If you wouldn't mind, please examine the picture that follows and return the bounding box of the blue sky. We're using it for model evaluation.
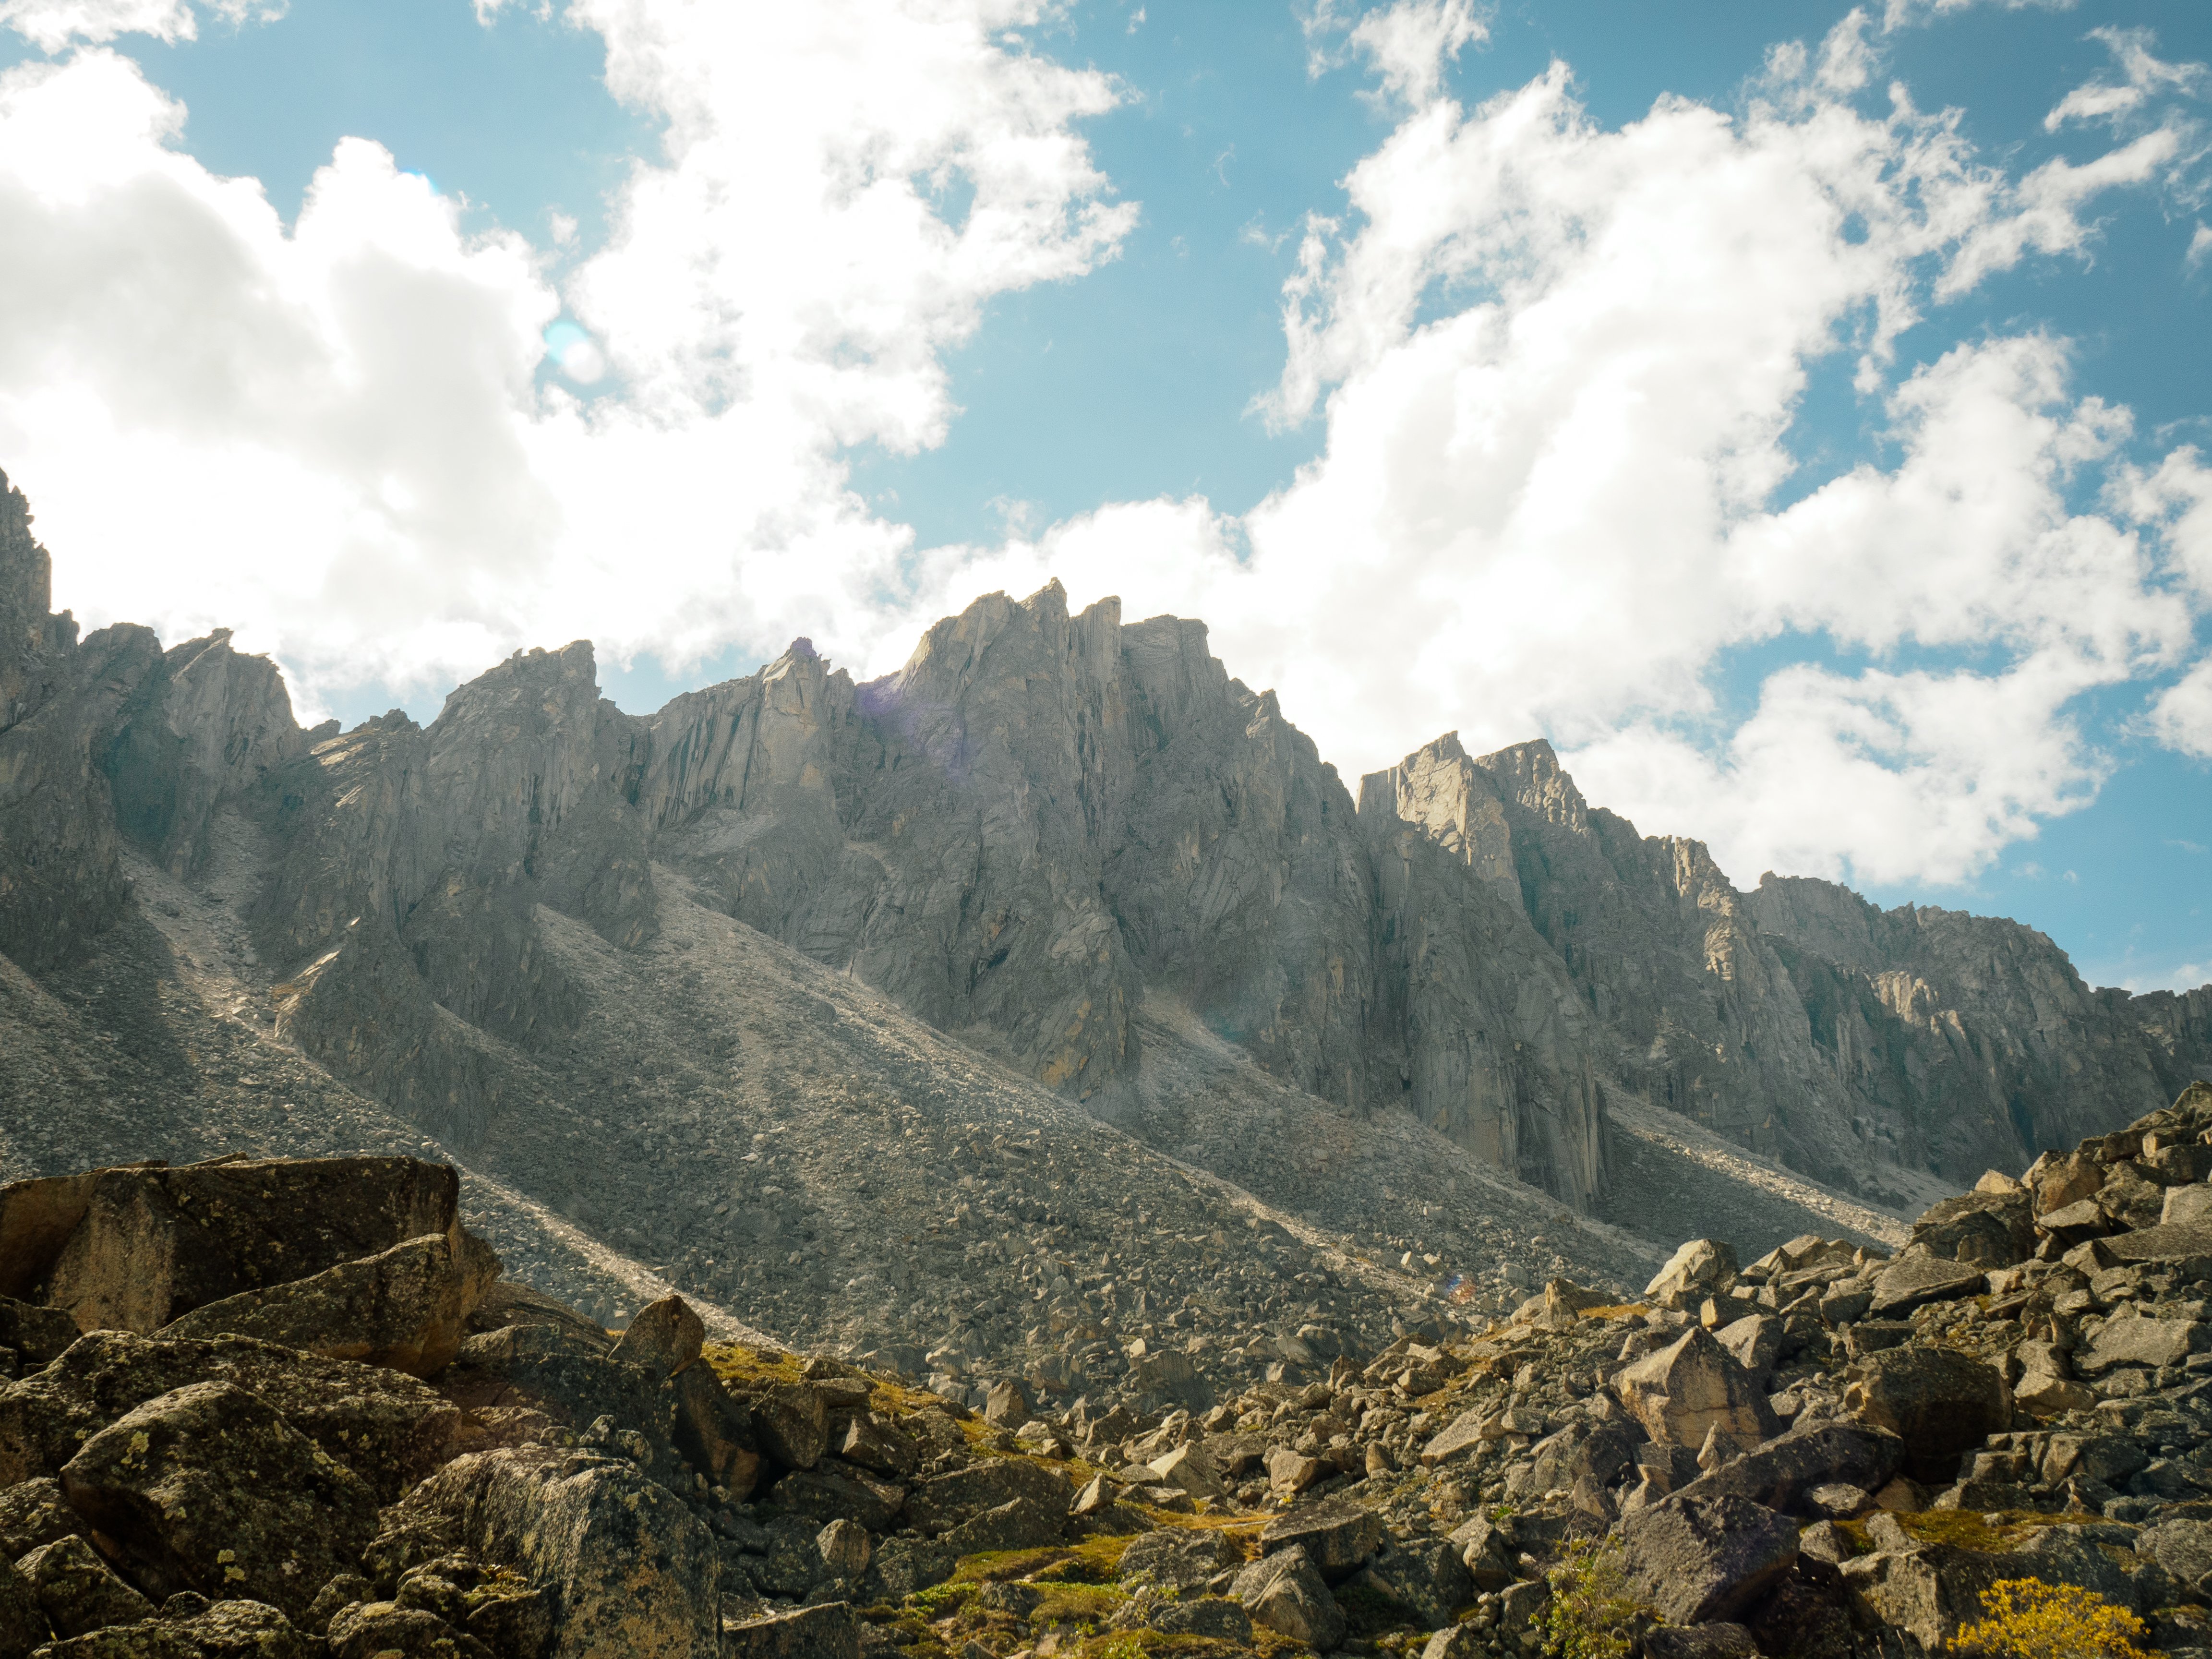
[0,0,2206,991]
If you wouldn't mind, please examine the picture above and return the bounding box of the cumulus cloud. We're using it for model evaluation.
[2046,26,2205,132]
[0,2,1131,703]
[0,0,279,51]
[2,0,2209,899]
[917,12,2206,890]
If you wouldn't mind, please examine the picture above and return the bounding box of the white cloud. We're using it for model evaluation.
[0,0,279,51]
[2190,221,2212,272]
[2046,26,2205,132]
[924,16,2205,891]
[0,0,191,49]
[1881,0,2073,33]
[0,3,1131,707]
[2,2,2208,901]
[1308,0,1488,110]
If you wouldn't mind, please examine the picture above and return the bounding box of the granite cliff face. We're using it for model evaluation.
[3,470,2209,1256]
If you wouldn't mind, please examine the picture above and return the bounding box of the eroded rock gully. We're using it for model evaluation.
[11,1089,2212,1659]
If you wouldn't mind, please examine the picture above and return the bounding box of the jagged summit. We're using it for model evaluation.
[1,473,2209,1368]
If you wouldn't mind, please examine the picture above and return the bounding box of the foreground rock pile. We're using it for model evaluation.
[10,1083,2212,1659]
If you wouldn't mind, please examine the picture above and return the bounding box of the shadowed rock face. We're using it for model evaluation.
[1,466,2207,1217]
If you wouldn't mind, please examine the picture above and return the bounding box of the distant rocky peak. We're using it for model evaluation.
[1471,736,1589,833]
[1358,733,1520,896]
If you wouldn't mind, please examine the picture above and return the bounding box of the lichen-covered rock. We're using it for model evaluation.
[57,1380,380,1621]
[28,1598,313,1659]
[748,1384,828,1473]
[1259,1496,1385,1584]
[325,1600,489,1659]
[0,1554,48,1659]
[1867,1254,1985,1317]
[397,1446,720,1659]
[16,1534,155,1639]
[1117,1527,1238,1592]
[1231,1545,1345,1651]
[0,1299,79,1369]
[161,1232,500,1378]
[1671,1422,1904,1516]
[0,1331,461,1501]
[1619,1495,1798,1625]
[1645,1240,1738,1309]
[940,1497,1058,1556]
[769,1463,904,1531]
[901,1458,1069,1535]
[0,1478,76,1559]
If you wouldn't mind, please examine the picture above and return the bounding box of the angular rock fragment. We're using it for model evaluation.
[1260,1496,1385,1583]
[161,1232,499,1378]
[1842,1346,2009,1483]
[724,1603,859,1659]
[1231,1545,1345,1651]
[1620,1495,1798,1625]
[1615,1326,1777,1451]
[1867,1255,1984,1318]
[609,1297,705,1378]
[17,1534,155,1639]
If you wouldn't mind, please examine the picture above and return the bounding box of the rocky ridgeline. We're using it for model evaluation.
[3,467,2206,1243]
[8,1086,2212,1659]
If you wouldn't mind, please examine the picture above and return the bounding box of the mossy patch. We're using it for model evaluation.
[953,1534,1137,1585]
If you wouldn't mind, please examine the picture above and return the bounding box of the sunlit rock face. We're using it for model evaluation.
[2,464,2207,1225]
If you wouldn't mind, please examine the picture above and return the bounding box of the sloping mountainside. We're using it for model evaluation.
[1,463,2207,1371]
[8,1090,2212,1659]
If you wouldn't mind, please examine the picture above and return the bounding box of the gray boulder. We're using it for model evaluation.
[1615,1327,1777,1451]
[1670,1421,1904,1516]
[1642,1624,1761,1659]
[160,1232,499,1378]
[1231,1544,1345,1650]
[0,1555,47,1659]
[16,1534,155,1639]
[942,1497,1061,1555]
[903,1458,1069,1535]
[1620,1495,1799,1625]
[1868,1256,1984,1318]
[400,1445,721,1659]
[1260,1496,1386,1584]
[59,1380,379,1621]
[609,1296,706,1379]
[0,1330,461,1502]
[1842,1346,2010,1483]
[0,1477,76,1559]
[1118,1527,1239,1590]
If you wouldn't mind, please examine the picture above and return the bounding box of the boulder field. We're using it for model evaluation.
[7,1083,2212,1659]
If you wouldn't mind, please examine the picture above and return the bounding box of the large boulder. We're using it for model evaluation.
[438,1324,680,1474]
[32,1598,314,1659]
[1867,1255,1984,1318]
[1118,1527,1239,1591]
[1907,1192,2033,1268]
[769,1462,905,1530]
[1842,1347,2010,1484]
[1260,1496,1385,1584]
[0,1477,76,1558]
[749,1384,829,1472]
[399,1445,721,1659]
[1839,1540,2008,1648]
[0,1298,80,1368]
[1646,1241,1738,1310]
[161,1232,499,1378]
[668,1365,760,1498]
[1615,1327,1777,1451]
[2076,1310,2212,1374]
[1670,1422,1904,1516]
[16,1534,155,1638]
[902,1457,1069,1535]
[1619,1495,1798,1625]
[0,1331,461,1501]
[1230,1544,1345,1650]
[0,1156,461,1334]
[0,1555,47,1659]
[1345,1536,1474,1629]
[58,1380,381,1621]
[609,1297,706,1379]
